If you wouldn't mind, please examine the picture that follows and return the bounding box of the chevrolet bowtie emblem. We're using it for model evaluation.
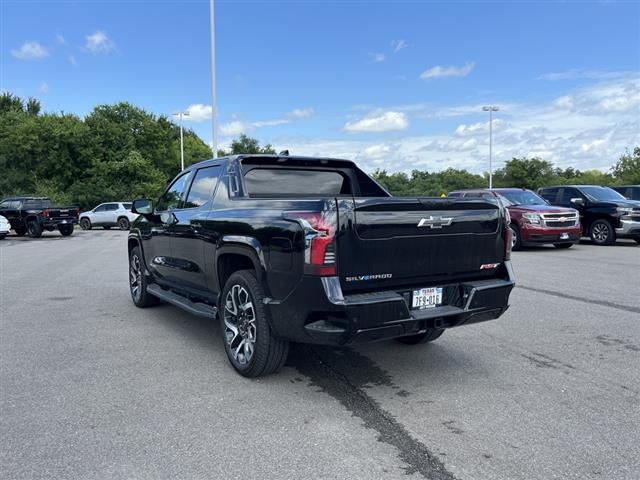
[417,216,454,229]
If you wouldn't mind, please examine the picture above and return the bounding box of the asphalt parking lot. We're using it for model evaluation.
[1,230,639,480]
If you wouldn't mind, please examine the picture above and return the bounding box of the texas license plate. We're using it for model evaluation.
[412,287,443,310]
[559,232,569,240]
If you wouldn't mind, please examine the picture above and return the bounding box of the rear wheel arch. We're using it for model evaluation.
[216,249,261,294]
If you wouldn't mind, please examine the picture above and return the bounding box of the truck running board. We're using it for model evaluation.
[147,284,218,318]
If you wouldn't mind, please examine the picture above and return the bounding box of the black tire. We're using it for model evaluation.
[59,224,74,236]
[129,246,160,308]
[117,217,130,230]
[510,225,522,251]
[103,225,111,230]
[14,227,26,236]
[0,234,6,240]
[590,219,615,246]
[27,220,43,238]
[395,328,445,345]
[80,218,92,230]
[553,243,573,249]
[220,270,289,377]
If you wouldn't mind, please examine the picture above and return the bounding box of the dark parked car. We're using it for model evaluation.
[537,185,640,245]
[612,185,640,201]
[449,188,581,250]
[0,196,79,237]
[127,154,515,377]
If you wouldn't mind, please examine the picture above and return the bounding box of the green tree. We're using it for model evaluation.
[218,134,277,156]
[493,157,557,190]
[611,147,640,185]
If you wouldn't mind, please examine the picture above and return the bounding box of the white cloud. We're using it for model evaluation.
[281,76,639,175]
[420,62,475,80]
[219,121,249,137]
[183,104,213,122]
[39,82,49,94]
[11,41,49,60]
[344,111,409,133]
[391,39,408,53]
[85,31,115,54]
[56,34,66,45]
[68,55,78,66]
[288,108,314,118]
[369,52,386,63]
[253,119,289,128]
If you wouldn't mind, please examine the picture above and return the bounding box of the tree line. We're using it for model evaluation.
[372,151,639,197]
[1,93,637,208]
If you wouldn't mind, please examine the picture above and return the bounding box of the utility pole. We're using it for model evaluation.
[172,111,190,171]
[209,0,217,158]
[482,105,499,188]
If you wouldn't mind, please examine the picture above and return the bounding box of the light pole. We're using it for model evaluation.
[209,0,217,158]
[482,105,499,188]
[173,111,190,171]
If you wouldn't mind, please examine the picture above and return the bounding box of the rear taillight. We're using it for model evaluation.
[284,208,337,276]
[503,208,512,261]
[42,209,49,218]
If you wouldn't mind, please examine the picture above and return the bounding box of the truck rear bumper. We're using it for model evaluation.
[267,262,515,345]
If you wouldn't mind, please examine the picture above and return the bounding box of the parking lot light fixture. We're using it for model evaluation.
[172,111,190,171]
[482,105,499,188]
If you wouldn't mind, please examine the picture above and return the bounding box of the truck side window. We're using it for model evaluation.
[183,166,222,208]
[156,172,191,211]
[559,188,580,203]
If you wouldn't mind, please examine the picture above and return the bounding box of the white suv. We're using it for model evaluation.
[79,202,139,230]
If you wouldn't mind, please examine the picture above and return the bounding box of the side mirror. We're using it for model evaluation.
[570,197,584,206]
[132,198,153,215]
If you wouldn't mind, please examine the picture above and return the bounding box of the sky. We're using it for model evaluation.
[2,0,639,175]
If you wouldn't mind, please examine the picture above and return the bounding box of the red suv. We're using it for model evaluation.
[449,188,581,250]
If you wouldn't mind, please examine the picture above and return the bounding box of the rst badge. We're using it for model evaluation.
[417,216,454,229]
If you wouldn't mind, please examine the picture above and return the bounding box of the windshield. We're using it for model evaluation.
[580,186,626,202]
[497,190,547,206]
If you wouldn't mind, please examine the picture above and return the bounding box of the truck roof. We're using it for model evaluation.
[188,154,356,171]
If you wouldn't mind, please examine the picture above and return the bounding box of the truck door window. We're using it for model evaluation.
[243,168,351,197]
[559,188,580,203]
[183,166,222,208]
[156,172,191,211]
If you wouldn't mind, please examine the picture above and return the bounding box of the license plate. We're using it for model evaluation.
[61,220,67,224]
[559,232,569,240]
[412,287,443,310]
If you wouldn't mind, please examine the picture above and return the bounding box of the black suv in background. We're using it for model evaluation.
[612,185,640,201]
[538,185,640,245]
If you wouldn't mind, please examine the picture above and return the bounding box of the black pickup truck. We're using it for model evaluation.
[128,155,515,377]
[0,197,79,237]
[538,185,640,245]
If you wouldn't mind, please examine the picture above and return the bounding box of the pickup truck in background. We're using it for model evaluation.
[449,188,581,250]
[0,196,79,238]
[538,185,640,245]
[127,154,515,377]
[612,185,640,201]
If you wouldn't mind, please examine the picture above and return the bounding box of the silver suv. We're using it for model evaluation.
[79,202,138,230]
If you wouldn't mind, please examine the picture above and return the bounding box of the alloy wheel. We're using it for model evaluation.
[224,285,257,365]
[510,226,517,249]
[118,218,129,230]
[129,254,142,301]
[592,223,609,243]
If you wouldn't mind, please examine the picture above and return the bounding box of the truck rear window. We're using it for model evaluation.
[243,168,351,196]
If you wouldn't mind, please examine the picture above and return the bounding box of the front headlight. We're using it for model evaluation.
[616,207,633,215]
[522,213,541,225]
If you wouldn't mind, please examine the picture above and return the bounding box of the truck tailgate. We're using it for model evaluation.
[337,197,506,292]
